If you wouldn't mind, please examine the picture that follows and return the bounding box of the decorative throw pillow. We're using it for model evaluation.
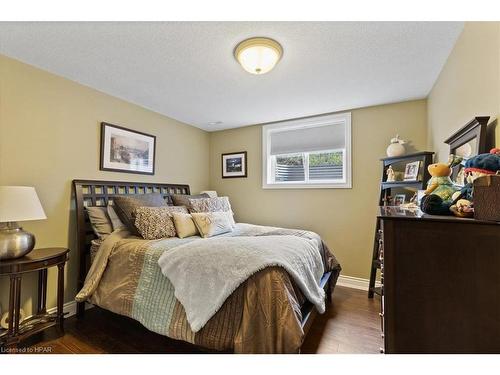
[134,206,178,240]
[133,206,189,240]
[171,212,199,238]
[86,207,113,239]
[107,205,126,231]
[191,211,234,238]
[171,193,209,208]
[188,196,236,226]
[113,193,167,236]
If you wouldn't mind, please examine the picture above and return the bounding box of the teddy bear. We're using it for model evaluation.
[424,155,462,198]
[420,155,462,215]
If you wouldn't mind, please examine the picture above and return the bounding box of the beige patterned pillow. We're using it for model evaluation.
[171,212,199,238]
[188,197,236,226]
[191,211,234,238]
[134,206,188,239]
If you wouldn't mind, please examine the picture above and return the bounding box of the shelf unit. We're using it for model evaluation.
[368,151,434,298]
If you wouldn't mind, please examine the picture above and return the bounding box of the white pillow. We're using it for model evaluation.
[188,196,236,227]
[191,211,234,238]
[171,212,199,238]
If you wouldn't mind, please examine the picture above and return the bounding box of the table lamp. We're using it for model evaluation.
[0,186,47,260]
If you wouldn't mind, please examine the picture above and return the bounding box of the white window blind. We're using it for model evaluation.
[262,113,352,189]
[270,123,346,155]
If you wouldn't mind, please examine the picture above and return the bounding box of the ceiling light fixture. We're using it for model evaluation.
[208,121,223,126]
[234,37,283,75]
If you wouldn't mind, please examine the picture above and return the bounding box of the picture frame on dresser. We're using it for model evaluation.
[403,161,420,181]
[100,122,156,175]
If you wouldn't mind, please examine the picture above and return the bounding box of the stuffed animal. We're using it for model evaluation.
[420,155,462,215]
[421,149,500,217]
[449,148,500,217]
[423,155,462,200]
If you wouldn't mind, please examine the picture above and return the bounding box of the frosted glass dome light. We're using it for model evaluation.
[234,37,283,75]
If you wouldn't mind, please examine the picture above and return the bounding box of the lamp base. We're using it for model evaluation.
[0,222,36,260]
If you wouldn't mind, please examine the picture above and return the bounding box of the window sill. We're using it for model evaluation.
[262,182,352,189]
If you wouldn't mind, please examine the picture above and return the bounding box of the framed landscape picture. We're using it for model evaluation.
[222,151,247,178]
[100,122,156,175]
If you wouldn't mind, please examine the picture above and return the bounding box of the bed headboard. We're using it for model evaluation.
[72,179,190,315]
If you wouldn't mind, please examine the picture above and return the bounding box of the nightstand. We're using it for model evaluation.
[0,247,69,347]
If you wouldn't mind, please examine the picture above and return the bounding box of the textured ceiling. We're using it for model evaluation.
[0,22,463,131]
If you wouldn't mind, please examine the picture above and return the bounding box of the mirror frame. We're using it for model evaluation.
[444,116,489,184]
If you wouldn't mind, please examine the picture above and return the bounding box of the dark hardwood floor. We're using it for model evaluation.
[20,286,382,354]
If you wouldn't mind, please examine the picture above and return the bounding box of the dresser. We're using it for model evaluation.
[378,207,500,353]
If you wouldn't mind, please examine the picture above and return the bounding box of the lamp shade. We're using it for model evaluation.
[0,186,47,222]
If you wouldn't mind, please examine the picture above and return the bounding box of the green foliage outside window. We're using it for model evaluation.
[276,155,303,166]
[276,152,342,166]
[309,151,343,166]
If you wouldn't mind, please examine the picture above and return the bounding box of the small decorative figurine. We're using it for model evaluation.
[386,165,396,182]
[386,135,406,157]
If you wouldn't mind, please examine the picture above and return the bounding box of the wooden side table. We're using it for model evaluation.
[0,247,69,347]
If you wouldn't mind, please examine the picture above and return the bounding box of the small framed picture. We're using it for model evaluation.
[393,194,406,206]
[222,151,247,178]
[404,161,420,181]
[100,122,156,175]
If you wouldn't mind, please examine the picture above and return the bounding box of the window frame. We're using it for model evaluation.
[262,112,352,189]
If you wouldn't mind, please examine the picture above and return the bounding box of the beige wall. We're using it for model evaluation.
[209,100,428,279]
[428,22,500,161]
[0,55,210,315]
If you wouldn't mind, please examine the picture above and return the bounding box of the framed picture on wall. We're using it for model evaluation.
[100,122,156,175]
[222,151,247,178]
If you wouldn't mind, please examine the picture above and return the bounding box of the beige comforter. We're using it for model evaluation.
[76,223,341,353]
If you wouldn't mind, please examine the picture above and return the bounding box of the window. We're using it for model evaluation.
[262,113,351,188]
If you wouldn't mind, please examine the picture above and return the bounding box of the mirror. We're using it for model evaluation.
[444,117,488,186]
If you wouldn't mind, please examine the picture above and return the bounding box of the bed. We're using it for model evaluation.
[73,179,341,353]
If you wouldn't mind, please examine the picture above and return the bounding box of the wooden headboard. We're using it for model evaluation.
[72,179,190,316]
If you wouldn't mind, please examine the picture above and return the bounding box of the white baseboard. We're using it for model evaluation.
[0,301,93,330]
[337,275,381,291]
[46,301,93,318]
[46,301,77,317]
